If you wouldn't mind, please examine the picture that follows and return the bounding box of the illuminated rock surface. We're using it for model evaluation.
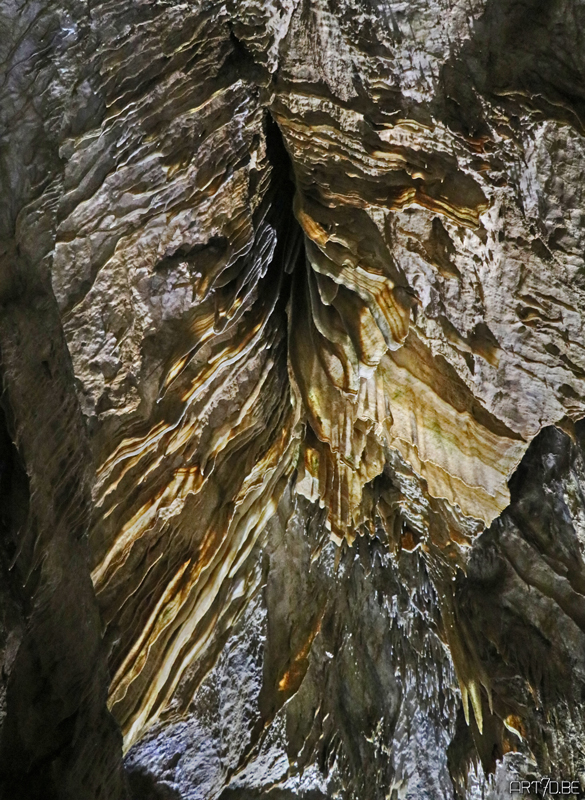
[2,0,585,797]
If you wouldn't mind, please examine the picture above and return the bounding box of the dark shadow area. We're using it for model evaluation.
[450,420,585,795]
[440,0,585,137]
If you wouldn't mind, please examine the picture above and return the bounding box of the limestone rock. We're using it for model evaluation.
[2,0,585,798]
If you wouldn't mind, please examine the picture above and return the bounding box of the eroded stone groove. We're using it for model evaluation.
[0,271,127,799]
[3,0,585,798]
[91,112,304,751]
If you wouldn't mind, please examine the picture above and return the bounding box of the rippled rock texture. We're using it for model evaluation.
[3,0,585,798]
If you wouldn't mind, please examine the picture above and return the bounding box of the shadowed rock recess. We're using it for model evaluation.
[3,0,585,798]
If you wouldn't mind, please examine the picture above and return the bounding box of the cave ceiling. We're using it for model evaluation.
[2,0,585,798]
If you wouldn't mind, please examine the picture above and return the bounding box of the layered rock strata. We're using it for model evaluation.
[2,0,585,798]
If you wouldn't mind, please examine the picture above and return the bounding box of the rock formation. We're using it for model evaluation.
[2,0,585,797]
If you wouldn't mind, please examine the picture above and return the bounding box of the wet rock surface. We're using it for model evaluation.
[2,0,585,798]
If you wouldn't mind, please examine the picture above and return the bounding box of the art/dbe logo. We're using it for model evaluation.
[510,778,582,796]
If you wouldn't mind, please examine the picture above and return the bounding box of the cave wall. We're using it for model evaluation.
[2,0,585,798]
